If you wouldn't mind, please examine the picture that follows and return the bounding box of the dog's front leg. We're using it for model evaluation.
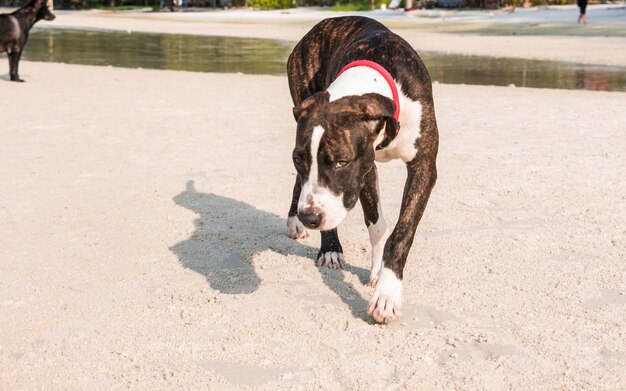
[359,165,389,286]
[317,228,345,269]
[286,175,308,239]
[9,51,24,82]
[368,158,437,323]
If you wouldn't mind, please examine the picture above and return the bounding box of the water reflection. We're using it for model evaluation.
[420,52,626,92]
[24,29,626,92]
[26,29,292,75]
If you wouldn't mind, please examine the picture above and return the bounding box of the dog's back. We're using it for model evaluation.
[287,16,433,106]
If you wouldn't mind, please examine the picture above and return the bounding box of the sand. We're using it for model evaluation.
[1,5,626,388]
[1,59,625,389]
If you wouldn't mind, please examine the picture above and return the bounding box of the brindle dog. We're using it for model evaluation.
[0,0,55,82]
[286,16,438,323]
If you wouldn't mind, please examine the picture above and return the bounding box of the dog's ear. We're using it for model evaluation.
[293,92,329,122]
[331,93,398,137]
[356,93,396,121]
[292,106,302,122]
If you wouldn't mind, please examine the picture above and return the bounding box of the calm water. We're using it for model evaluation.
[24,29,626,92]
[26,29,292,75]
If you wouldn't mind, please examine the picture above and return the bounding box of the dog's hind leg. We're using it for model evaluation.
[317,228,345,269]
[286,176,309,239]
[9,50,24,82]
[359,165,389,287]
[7,51,15,80]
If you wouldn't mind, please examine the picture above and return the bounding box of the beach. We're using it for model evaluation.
[1,8,626,390]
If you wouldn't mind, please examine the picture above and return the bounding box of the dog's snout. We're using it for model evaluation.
[298,210,323,229]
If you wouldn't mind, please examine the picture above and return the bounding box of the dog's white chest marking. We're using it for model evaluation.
[376,93,422,163]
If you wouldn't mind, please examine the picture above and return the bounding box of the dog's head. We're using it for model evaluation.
[292,91,397,231]
[36,0,55,21]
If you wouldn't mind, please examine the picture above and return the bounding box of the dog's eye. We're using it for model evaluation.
[335,160,349,169]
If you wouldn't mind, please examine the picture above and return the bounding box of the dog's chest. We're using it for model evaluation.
[375,93,422,163]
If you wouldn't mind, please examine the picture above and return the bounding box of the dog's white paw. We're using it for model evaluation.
[287,216,309,239]
[367,267,403,323]
[316,251,346,269]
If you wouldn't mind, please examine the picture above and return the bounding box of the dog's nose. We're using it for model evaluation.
[298,211,323,229]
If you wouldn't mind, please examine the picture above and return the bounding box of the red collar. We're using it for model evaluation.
[337,60,400,122]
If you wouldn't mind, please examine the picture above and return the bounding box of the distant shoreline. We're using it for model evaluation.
[8,5,624,66]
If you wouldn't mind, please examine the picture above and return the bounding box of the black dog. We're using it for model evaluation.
[0,0,55,82]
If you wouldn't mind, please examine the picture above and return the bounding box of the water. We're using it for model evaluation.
[26,29,292,75]
[420,52,626,92]
[22,29,626,92]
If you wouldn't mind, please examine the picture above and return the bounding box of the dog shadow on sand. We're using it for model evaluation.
[170,180,371,320]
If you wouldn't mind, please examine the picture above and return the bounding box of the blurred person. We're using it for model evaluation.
[577,0,588,24]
